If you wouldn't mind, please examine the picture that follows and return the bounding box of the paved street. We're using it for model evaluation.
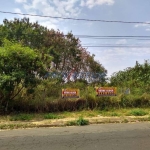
[0,122,150,150]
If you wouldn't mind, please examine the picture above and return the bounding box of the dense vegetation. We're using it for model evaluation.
[0,18,150,114]
[110,60,150,95]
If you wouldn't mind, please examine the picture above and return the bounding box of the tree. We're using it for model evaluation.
[0,18,107,83]
[110,60,150,93]
[0,40,47,111]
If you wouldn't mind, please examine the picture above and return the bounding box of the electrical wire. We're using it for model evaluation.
[0,10,150,25]
[82,45,150,48]
[0,33,150,40]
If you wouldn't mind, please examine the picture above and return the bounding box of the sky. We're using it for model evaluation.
[0,0,150,77]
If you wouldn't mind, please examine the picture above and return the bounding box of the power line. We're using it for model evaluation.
[76,35,150,38]
[0,33,150,39]
[82,45,150,48]
[0,10,150,25]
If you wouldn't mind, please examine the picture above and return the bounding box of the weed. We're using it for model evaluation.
[65,120,78,126]
[122,119,129,123]
[10,114,33,121]
[110,112,120,117]
[66,117,89,126]
[76,117,89,126]
[44,113,63,119]
[127,109,148,116]
[87,113,96,117]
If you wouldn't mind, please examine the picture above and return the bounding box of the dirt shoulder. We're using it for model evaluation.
[0,115,150,130]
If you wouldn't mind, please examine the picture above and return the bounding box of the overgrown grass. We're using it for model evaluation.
[66,117,89,126]
[76,116,89,125]
[127,109,148,116]
[11,86,150,113]
[44,113,64,119]
[9,114,34,121]
[1,108,150,123]
[110,112,121,117]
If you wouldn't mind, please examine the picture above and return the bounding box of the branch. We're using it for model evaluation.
[10,86,24,101]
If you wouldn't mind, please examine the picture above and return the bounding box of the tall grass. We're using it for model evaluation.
[3,80,150,113]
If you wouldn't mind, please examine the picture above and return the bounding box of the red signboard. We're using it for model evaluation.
[96,87,117,96]
[62,89,80,98]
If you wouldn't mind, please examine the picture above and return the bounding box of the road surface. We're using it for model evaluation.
[0,122,150,150]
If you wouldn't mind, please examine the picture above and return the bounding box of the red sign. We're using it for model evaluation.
[62,89,80,98]
[96,87,117,96]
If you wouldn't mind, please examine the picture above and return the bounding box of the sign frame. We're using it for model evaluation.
[96,87,117,96]
[62,89,80,98]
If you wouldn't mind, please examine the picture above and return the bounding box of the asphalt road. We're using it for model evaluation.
[0,122,150,150]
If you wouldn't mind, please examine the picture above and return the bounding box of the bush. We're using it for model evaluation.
[66,117,89,126]
[44,113,63,119]
[127,109,148,116]
[10,114,33,121]
[76,116,89,126]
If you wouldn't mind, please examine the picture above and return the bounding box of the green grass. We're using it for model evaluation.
[127,109,148,116]
[76,116,89,125]
[110,112,121,116]
[2,108,150,122]
[44,113,64,119]
[66,117,89,126]
[66,120,78,126]
[9,114,34,121]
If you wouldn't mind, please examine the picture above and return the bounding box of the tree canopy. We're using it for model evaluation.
[0,18,107,82]
[110,60,150,93]
[0,40,47,111]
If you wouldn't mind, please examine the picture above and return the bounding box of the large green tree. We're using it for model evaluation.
[0,40,47,111]
[0,18,107,82]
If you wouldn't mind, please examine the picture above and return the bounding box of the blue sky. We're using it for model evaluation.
[0,0,150,76]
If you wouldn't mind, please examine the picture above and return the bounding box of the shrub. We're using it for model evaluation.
[127,109,148,116]
[44,113,63,119]
[66,117,89,126]
[76,117,89,126]
[10,114,33,121]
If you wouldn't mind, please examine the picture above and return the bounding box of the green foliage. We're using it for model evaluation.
[1,18,47,49]
[110,112,120,116]
[66,120,78,126]
[1,19,150,114]
[10,114,33,121]
[66,117,89,126]
[110,60,150,91]
[127,109,148,116]
[44,113,63,119]
[0,17,107,83]
[76,116,89,125]
[0,40,46,111]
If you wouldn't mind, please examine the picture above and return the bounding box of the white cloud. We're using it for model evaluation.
[94,47,150,76]
[24,0,80,17]
[134,22,150,31]
[40,21,58,30]
[14,0,115,30]
[80,0,115,8]
[14,8,22,13]
[14,0,81,29]
[15,0,27,3]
